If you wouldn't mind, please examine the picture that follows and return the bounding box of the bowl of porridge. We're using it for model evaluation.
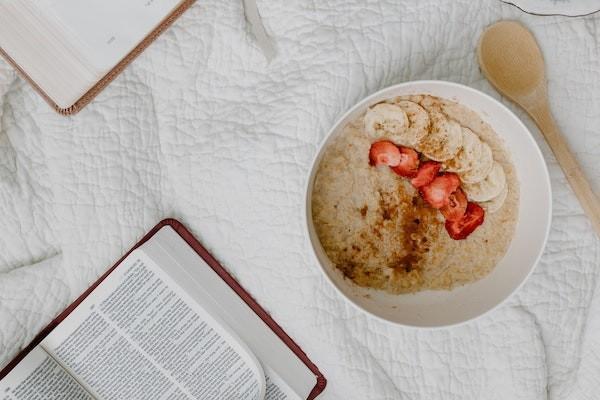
[304,81,551,327]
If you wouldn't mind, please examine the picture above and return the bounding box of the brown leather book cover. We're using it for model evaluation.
[0,0,195,116]
[0,218,327,399]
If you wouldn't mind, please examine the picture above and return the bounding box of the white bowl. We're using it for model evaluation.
[304,80,551,328]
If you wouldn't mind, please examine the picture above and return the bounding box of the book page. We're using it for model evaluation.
[143,226,319,400]
[0,0,101,108]
[36,0,183,71]
[0,347,93,400]
[40,250,265,400]
[0,0,185,108]
[264,368,302,400]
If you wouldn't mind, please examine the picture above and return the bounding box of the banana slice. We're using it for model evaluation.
[364,103,409,140]
[463,162,506,202]
[393,100,430,147]
[444,127,482,173]
[417,110,462,161]
[481,184,508,213]
[459,142,494,184]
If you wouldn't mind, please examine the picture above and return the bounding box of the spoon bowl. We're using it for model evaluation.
[478,21,545,105]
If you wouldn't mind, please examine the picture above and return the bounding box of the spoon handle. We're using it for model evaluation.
[530,103,600,237]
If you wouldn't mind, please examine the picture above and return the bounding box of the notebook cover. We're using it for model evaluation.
[0,0,195,116]
[0,218,327,399]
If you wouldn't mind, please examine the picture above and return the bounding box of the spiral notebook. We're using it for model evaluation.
[0,0,195,115]
[0,219,326,399]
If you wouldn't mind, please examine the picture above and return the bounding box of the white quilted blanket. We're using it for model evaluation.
[1,1,600,398]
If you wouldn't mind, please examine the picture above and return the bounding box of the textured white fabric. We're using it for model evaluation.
[1,1,599,398]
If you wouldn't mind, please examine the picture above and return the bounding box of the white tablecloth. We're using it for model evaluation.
[1,1,599,398]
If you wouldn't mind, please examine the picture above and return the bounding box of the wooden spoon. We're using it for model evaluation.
[478,20,600,237]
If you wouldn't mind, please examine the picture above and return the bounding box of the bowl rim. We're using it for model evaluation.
[303,79,552,329]
[502,0,600,17]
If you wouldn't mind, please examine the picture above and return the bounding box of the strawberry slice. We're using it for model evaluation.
[445,202,485,240]
[369,141,402,167]
[390,146,420,177]
[440,188,468,221]
[419,173,461,209]
[410,161,441,188]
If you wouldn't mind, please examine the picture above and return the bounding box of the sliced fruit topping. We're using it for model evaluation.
[459,141,494,184]
[481,185,508,214]
[390,146,420,177]
[392,100,430,147]
[410,161,441,188]
[440,188,467,221]
[416,109,463,161]
[364,104,409,139]
[462,162,506,202]
[369,141,402,167]
[443,127,482,173]
[445,202,485,240]
[419,173,460,209]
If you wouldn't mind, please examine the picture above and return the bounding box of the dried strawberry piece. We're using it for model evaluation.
[390,146,420,177]
[410,161,441,188]
[369,141,402,167]
[445,202,485,240]
[440,188,468,221]
[419,173,461,209]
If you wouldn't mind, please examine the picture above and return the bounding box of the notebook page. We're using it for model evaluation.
[40,250,265,400]
[38,0,183,71]
[143,226,318,399]
[0,347,93,400]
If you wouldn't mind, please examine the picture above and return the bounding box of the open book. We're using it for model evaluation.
[0,220,326,399]
[0,0,194,114]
